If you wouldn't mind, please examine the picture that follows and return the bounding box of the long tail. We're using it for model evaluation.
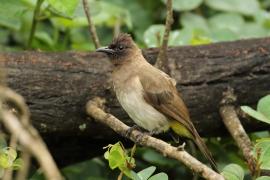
[193,132,219,172]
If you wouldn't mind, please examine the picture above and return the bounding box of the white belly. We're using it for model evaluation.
[115,77,169,133]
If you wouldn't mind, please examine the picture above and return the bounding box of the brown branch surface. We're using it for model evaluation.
[219,88,256,174]
[86,97,224,180]
[82,0,101,49]
[155,0,173,73]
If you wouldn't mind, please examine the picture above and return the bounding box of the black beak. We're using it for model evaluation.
[96,47,115,54]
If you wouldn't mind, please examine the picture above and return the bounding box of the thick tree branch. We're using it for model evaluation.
[219,88,256,174]
[86,97,224,180]
[1,38,270,165]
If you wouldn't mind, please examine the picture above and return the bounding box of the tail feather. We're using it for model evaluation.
[194,134,219,172]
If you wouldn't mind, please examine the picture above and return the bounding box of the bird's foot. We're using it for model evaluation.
[177,142,186,151]
[149,128,161,136]
[125,125,142,138]
[134,133,145,144]
[134,129,160,143]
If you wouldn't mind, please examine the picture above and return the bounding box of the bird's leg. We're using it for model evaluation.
[125,125,142,138]
[133,128,159,144]
[177,142,186,151]
[169,132,180,143]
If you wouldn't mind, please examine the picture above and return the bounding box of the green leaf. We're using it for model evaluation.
[240,23,268,39]
[148,173,168,180]
[180,13,209,32]
[209,13,244,33]
[256,176,270,180]
[257,95,270,120]
[108,149,124,169]
[3,147,17,162]
[12,158,23,170]
[51,0,132,29]
[35,31,54,46]
[0,154,11,168]
[254,10,270,26]
[162,0,203,11]
[205,0,260,16]
[190,32,212,45]
[209,28,238,42]
[255,139,270,170]
[104,142,131,173]
[241,106,270,124]
[119,166,132,178]
[47,0,79,17]
[0,29,9,44]
[168,29,193,46]
[137,166,156,180]
[104,151,109,160]
[221,164,244,180]
[143,25,165,47]
[0,0,27,30]
[131,171,141,180]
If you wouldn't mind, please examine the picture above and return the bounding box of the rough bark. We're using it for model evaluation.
[0,38,270,166]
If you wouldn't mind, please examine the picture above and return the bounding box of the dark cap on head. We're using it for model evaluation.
[111,33,134,48]
[96,33,138,61]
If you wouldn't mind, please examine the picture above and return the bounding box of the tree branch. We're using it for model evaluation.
[86,97,224,180]
[0,86,63,180]
[219,88,256,175]
[155,0,173,73]
[82,0,101,49]
[27,0,44,49]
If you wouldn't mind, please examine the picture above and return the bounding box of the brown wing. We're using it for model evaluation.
[138,69,218,172]
[138,68,196,135]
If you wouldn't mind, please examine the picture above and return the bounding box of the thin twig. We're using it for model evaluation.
[82,0,101,49]
[219,88,256,175]
[86,97,224,180]
[15,151,31,180]
[117,171,123,180]
[0,68,6,85]
[1,83,32,180]
[27,0,44,49]
[0,86,63,180]
[155,0,173,73]
[113,17,121,38]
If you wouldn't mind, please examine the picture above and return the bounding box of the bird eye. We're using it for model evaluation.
[118,45,124,50]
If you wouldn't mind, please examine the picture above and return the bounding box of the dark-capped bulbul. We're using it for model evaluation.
[96,33,218,172]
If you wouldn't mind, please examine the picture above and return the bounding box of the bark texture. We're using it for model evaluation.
[0,38,270,165]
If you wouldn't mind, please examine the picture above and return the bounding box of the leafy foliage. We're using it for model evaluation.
[241,95,270,124]
[221,164,244,180]
[103,142,168,180]
[254,138,270,170]
[104,142,135,178]
[1,0,270,51]
[0,137,23,178]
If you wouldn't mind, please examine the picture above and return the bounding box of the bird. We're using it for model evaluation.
[96,33,218,172]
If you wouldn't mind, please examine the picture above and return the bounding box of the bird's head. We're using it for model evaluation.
[96,33,140,66]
